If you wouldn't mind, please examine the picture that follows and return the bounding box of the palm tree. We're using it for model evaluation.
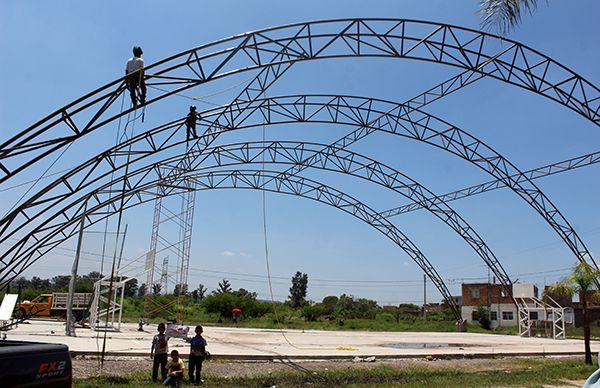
[480,0,541,35]
[546,261,600,365]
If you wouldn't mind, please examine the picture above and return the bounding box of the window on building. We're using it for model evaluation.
[471,310,479,321]
[529,311,539,320]
[502,311,514,320]
[490,311,498,321]
[470,288,480,299]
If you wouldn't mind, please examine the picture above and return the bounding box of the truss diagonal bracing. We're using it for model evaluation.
[2,19,600,186]
[1,19,598,332]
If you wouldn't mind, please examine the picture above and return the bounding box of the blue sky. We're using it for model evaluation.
[1,1,599,305]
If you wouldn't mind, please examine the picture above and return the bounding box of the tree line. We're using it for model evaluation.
[7,270,448,324]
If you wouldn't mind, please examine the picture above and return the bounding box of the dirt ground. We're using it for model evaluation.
[72,355,584,381]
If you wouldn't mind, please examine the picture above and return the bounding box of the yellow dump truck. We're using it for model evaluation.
[14,293,92,321]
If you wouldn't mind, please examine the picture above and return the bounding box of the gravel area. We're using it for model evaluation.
[72,355,574,380]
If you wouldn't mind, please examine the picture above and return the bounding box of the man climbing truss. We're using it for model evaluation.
[125,46,146,107]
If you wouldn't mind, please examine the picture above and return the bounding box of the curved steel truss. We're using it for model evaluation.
[0,140,515,296]
[381,150,600,217]
[3,94,592,278]
[1,166,463,319]
[2,18,599,185]
[1,19,596,311]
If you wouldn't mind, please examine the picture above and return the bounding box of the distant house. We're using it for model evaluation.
[460,282,575,331]
[461,282,518,328]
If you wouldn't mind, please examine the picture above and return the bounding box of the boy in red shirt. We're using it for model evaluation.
[150,322,169,382]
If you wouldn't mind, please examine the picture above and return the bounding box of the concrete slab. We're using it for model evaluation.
[4,319,597,360]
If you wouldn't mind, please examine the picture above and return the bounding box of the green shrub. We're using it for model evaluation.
[475,306,492,330]
[301,303,326,321]
[201,292,272,319]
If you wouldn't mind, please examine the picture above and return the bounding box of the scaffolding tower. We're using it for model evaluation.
[143,178,196,321]
[90,276,137,332]
[517,295,567,339]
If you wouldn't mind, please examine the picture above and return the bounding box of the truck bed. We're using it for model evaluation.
[51,292,92,310]
[0,340,72,387]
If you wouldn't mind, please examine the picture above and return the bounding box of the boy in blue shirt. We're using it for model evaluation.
[188,325,208,385]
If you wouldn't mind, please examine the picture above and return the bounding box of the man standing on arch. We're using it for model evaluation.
[125,46,146,107]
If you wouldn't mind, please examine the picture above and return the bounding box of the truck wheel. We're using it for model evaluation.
[13,307,26,319]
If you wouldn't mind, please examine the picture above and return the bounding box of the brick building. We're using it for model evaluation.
[461,283,539,328]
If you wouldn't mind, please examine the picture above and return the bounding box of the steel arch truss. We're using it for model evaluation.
[2,18,600,185]
[380,150,600,217]
[1,94,595,285]
[0,140,515,299]
[0,166,462,319]
[36,93,590,270]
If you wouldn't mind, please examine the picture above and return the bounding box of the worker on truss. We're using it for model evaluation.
[185,105,199,140]
[125,46,147,108]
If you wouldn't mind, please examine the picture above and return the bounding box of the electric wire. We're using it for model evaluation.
[258,92,334,352]
[147,74,256,106]
[1,141,76,219]
[96,90,128,369]
[100,91,140,369]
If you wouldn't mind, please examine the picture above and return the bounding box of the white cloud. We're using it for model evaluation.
[221,250,235,257]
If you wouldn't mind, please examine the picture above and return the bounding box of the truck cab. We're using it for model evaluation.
[17,294,53,317]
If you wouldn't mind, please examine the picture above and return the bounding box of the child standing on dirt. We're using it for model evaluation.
[151,322,169,382]
[188,325,208,385]
[163,350,185,387]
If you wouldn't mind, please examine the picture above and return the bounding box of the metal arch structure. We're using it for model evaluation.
[380,150,600,217]
[184,95,599,271]
[2,18,600,186]
[0,165,464,320]
[0,18,596,325]
[0,140,516,298]
[14,91,588,271]
[0,94,595,283]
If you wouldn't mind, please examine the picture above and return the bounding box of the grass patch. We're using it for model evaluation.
[75,358,596,387]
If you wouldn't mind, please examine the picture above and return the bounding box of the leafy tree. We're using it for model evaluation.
[51,275,71,291]
[301,303,326,321]
[546,262,600,365]
[138,283,147,297]
[74,278,94,293]
[30,276,51,291]
[124,278,138,298]
[191,284,207,303]
[335,294,378,319]
[215,279,232,294]
[152,283,162,295]
[202,291,270,319]
[289,271,308,308]
[14,277,31,290]
[322,296,338,315]
[83,271,102,284]
[233,288,257,299]
[173,283,188,296]
[480,0,540,35]
[475,306,491,330]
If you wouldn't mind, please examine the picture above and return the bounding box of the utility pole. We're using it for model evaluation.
[423,274,427,320]
[66,202,87,336]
